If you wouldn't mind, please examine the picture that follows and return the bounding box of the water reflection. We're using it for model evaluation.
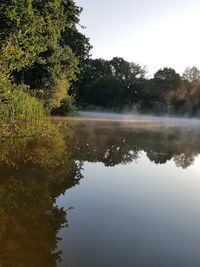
[0,123,81,267]
[70,120,200,168]
[1,119,200,266]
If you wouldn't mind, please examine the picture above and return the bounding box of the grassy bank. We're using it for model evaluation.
[0,90,47,138]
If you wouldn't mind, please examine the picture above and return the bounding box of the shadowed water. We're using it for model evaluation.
[1,117,200,267]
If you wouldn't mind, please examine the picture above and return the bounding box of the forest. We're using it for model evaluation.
[76,59,200,116]
[1,0,200,135]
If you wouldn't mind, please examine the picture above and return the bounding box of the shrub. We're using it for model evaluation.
[52,95,76,116]
[1,90,46,121]
[0,89,47,137]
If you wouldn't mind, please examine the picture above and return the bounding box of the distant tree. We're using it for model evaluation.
[110,57,146,105]
[139,79,162,113]
[76,58,112,104]
[83,75,124,109]
[151,68,181,113]
[110,57,131,80]
[182,66,200,83]
[181,67,200,115]
[163,66,200,115]
[154,67,181,92]
[77,57,146,109]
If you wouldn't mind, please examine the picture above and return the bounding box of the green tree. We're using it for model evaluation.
[154,67,181,92]
[139,79,161,113]
[0,0,88,113]
[77,57,146,109]
[180,67,200,115]
[84,75,124,109]
[152,67,181,113]
[76,58,112,105]
[110,57,146,105]
[166,66,200,116]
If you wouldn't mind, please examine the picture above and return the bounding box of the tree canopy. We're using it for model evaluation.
[75,59,200,116]
[0,0,91,121]
[1,1,200,119]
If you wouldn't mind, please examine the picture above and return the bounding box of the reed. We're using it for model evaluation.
[0,90,47,137]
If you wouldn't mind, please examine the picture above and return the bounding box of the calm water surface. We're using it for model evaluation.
[1,116,200,267]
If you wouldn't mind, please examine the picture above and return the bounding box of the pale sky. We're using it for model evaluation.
[76,0,200,76]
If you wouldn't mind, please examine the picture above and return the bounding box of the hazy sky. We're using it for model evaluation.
[76,0,200,75]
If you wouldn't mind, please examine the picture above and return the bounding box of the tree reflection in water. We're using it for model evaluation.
[0,119,200,266]
[0,122,82,267]
[70,120,200,169]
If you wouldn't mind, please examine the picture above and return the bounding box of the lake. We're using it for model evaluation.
[1,114,200,267]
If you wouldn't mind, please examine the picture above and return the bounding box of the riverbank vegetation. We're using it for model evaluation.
[75,58,200,117]
[1,0,200,137]
[0,0,90,136]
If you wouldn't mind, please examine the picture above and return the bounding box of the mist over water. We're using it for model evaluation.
[77,111,200,128]
[2,116,200,267]
[57,118,200,267]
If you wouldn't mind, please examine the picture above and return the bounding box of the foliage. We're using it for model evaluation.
[76,59,200,116]
[0,88,47,137]
[77,57,146,109]
[61,26,92,63]
[0,0,90,126]
[44,79,70,110]
[6,90,45,120]
[154,68,181,91]
[52,96,76,115]
[83,75,124,109]
[166,67,200,115]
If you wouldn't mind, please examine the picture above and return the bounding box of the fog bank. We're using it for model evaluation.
[78,111,200,127]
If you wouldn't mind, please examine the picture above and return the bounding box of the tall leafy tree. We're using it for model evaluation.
[152,68,181,113]
[77,57,146,109]
[154,67,181,92]
[0,0,89,110]
[174,67,200,115]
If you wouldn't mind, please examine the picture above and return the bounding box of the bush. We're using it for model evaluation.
[0,89,47,137]
[45,79,70,110]
[1,90,46,121]
[52,96,76,116]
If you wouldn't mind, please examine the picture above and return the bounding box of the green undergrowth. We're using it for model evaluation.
[0,90,48,138]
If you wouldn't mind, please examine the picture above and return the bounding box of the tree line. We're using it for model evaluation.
[73,57,200,116]
[1,0,200,125]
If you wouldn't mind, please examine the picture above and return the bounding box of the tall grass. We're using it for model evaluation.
[0,90,47,137]
[7,90,46,120]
